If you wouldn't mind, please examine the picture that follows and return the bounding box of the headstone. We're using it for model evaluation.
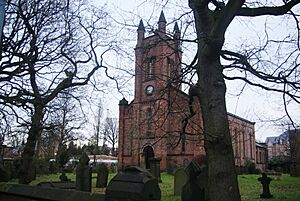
[181,161,205,201]
[149,158,162,182]
[174,167,187,196]
[49,161,55,173]
[110,163,117,173]
[59,172,70,181]
[258,173,273,198]
[96,163,109,188]
[75,152,91,192]
[106,166,161,201]
[0,164,8,182]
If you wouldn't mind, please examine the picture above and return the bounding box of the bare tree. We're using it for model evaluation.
[103,117,118,156]
[0,0,115,184]
[40,92,86,159]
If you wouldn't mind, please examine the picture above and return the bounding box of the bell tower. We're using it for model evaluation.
[134,11,182,103]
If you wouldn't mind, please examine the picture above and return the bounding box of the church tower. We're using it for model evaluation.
[134,11,182,103]
[132,11,183,169]
[119,12,206,171]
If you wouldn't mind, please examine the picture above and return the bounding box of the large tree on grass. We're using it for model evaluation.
[0,0,113,184]
[187,1,300,200]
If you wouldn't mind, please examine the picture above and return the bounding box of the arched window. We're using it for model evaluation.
[145,57,155,79]
[167,57,174,79]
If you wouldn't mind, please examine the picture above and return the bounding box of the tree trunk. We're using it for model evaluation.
[19,104,44,184]
[197,55,241,200]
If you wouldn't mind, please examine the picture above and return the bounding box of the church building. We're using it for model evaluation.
[118,12,256,172]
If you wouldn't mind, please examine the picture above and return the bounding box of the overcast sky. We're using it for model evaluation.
[89,0,300,142]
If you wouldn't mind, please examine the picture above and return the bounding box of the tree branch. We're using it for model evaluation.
[237,0,300,17]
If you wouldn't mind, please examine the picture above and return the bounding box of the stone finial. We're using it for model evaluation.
[119,98,128,106]
[158,11,166,23]
[174,22,180,33]
[158,11,166,33]
[137,19,145,31]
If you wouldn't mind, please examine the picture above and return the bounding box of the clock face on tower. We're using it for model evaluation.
[146,85,154,96]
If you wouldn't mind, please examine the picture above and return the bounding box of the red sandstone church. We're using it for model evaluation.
[118,12,256,172]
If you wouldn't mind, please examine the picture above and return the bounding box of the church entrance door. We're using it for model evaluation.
[143,146,154,169]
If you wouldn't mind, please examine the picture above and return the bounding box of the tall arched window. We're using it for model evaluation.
[145,57,155,79]
[167,57,174,79]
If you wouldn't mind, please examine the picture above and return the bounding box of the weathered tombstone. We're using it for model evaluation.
[110,163,117,173]
[174,167,187,196]
[258,173,273,198]
[0,164,9,182]
[49,161,55,174]
[76,152,92,192]
[149,157,162,182]
[59,172,70,182]
[106,166,161,201]
[181,161,205,201]
[96,163,109,188]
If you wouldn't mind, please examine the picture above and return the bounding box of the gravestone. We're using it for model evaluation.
[106,166,161,201]
[59,172,70,182]
[96,163,109,188]
[0,164,8,182]
[76,152,91,192]
[181,161,205,201]
[174,167,187,196]
[110,163,117,173]
[258,173,273,198]
[49,160,56,174]
[149,158,162,182]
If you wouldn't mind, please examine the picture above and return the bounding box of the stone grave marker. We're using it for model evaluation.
[0,163,8,182]
[59,172,70,182]
[181,161,205,201]
[110,163,117,173]
[258,173,273,198]
[106,166,161,201]
[75,152,91,192]
[174,167,187,196]
[96,163,109,188]
[150,158,162,182]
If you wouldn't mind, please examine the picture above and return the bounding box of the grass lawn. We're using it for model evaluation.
[11,172,300,201]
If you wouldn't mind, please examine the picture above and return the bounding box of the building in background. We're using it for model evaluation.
[265,132,290,159]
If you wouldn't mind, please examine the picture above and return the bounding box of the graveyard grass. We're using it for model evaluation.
[22,173,300,201]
